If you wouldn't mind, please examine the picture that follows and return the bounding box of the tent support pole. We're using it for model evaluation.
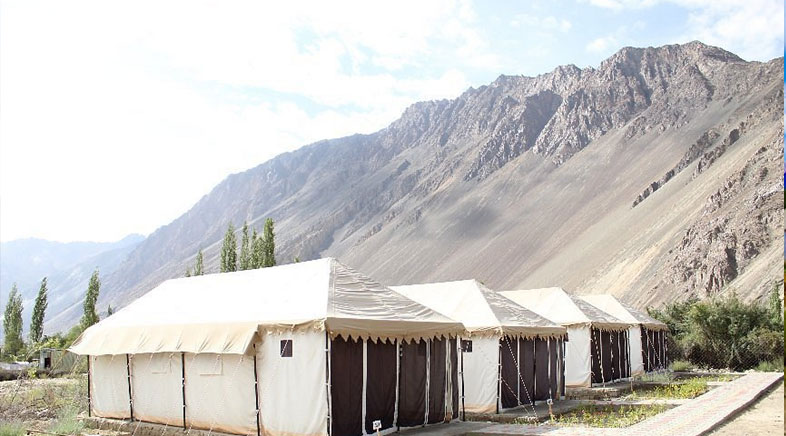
[253,345,261,436]
[496,341,501,415]
[460,343,466,421]
[126,354,134,421]
[325,331,332,436]
[181,353,187,430]
[87,356,91,417]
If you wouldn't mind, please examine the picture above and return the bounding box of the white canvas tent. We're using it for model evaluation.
[579,295,669,375]
[70,258,464,436]
[392,280,567,414]
[499,288,631,388]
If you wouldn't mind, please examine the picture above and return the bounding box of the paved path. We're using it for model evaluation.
[624,371,782,436]
[707,380,783,436]
[405,372,783,436]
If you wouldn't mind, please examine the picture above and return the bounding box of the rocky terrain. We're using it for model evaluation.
[40,42,783,331]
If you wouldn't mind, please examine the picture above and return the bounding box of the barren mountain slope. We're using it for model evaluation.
[49,42,783,331]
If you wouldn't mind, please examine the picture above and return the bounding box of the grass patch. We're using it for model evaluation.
[0,422,25,436]
[633,378,708,399]
[549,403,669,427]
[670,360,693,372]
[754,359,784,372]
[49,405,84,435]
[637,371,676,383]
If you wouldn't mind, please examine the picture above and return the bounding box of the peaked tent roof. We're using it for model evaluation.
[579,295,669,331]
[499,287,630,331]
[392,280,566,338]
[70,258,464,356]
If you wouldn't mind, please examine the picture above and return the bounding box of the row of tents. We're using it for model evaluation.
[70,258,668,436]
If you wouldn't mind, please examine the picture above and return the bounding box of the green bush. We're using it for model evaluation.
[0,423,25,436]
[649,288,784,371]
[669,360,693,372]
[49,405,84,435]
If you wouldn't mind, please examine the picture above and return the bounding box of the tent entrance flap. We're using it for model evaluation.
[398,340,427,427]
[534,339,549,401]
[330,337,363,436]
[427,338,447,424]
[365,339,397,434]
[518,338,535,406]
[500,337,518,409]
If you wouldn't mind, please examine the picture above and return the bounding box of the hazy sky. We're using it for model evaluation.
[0,0,782,243]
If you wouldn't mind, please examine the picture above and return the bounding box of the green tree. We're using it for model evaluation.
[262,218,276,267]
[220,222,238,272]
[81,269,101,329]
[3,284,24,357]
[29,277,48,343]
[194,249,204,276]
[251,228,263,269]
[239,221,251,271]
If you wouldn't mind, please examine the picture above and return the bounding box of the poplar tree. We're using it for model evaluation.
[30,277,48,343]
[251,228,264,269]
[194,249,204,276]
[3,284,24,357]
[239,221,251,271]
[262,218,276,267]
[220,222,238,272]
[81,269,100,329]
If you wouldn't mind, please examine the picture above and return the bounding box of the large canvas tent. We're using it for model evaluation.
[500,288,631,388]
[392,280,567,414]
[70,258,464,436]
[579,295,669,375]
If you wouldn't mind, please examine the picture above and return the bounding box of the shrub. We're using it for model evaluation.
[0,423,24,436]
[670,360,693,372]
[649,290,784,371]
[49,405,84,435]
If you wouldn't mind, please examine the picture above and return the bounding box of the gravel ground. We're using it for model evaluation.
[707,380,784,436]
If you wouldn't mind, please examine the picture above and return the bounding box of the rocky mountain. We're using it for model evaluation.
[50,42,785,331]
[0,235,144,335]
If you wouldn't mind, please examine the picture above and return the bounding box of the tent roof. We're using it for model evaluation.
[499,288,630,331]
[579,295,669,331]
[391,280,566,338]
[70,258,464,356]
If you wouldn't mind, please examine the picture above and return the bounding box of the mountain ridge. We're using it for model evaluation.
[39,41,784,332]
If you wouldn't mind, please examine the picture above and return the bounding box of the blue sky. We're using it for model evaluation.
[0,0,783,242]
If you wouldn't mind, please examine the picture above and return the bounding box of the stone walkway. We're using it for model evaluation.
[403,372,783,436]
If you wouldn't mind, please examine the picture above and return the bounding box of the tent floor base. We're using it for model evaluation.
[84,417,251,436]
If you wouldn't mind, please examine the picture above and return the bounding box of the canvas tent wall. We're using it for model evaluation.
[392,280,567,414]
[579,295,669,376]
[500,288,631,388]
[70,258,464,436]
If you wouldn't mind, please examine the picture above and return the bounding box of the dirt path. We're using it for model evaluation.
[707,380,783,436]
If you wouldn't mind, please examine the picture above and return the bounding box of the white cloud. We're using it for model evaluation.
[510,14,573,32]
[0,0,484,242]
[586,35,620,53]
